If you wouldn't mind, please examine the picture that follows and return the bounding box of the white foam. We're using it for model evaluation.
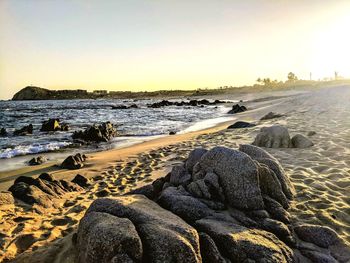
[0,141,72,159]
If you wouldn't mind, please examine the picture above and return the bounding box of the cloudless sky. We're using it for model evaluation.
[1,0,350,99]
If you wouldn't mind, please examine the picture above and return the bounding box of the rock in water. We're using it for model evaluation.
[72,122,117,142]
[253,125,291,148]
[227,121,255,129]
[13,124,33,136]
[28,156,47,165]
[40,119,61,132]
[0,128,8,137]
[61,153,87,169]
[77,195,202,263]
[291,134,314,148]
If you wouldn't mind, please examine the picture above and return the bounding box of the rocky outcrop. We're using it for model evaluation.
[76,146,320,263]
[28,156,47,166]
[227,104,247,114]
[227,121,255,129]
[61,153,87,169]
[13,124,33,136]
[8,173,83,207]
[253,125,314,149]
[72,122,117,142]
[12,86,53,100]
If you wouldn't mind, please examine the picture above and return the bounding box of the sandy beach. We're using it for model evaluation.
[1,85,350,262]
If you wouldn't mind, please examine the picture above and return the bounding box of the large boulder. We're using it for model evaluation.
[185,148,208,174]
[194,146,264,210]
[13,124,33,136]
[196,218,295,263]
[72,122,117,142]
[79,195,202,263]
[253,125,291,148]
[76,211,143,263]
[291,134,314,148]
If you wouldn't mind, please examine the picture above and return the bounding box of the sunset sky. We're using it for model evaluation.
[1,0,350,99]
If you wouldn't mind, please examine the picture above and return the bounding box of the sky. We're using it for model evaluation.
[1,0,350,99]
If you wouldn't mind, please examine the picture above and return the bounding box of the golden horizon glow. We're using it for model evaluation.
[1,1,350,99]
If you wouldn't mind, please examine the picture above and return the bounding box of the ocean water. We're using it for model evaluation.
[0,99,234,161]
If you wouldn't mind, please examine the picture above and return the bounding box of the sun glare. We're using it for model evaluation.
[311,12,350,80]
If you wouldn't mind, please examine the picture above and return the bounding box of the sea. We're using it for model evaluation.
[0,98,235,171]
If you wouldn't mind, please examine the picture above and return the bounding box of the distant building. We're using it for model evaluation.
[93,90,108,94]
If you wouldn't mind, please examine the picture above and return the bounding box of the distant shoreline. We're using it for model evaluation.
[10,79,350,101]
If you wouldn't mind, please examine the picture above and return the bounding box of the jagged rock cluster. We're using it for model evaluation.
[227,104,247,114]
[75,145,348,262]
[28,156,47,166]
[40,118,69,132]
[7,173,89,208]
[72,122,118,142]
[13,124,33,136]
[61,153,87,169]
[253,125,314,148]
[147,99,226,108]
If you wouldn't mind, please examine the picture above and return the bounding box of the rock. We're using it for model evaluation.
[196,146,264,210]
[127,184,155,199]
[187,180,211,200]
[72,122,118,142]
[300,250,338,263]
[40,119,61,132]
[239,144,278,162]
[76,211,143,263]
[72,174,91,188]
[291,134,314,148]
[38,173,55,182]
[170,165,191,186]
[112,104,138,109]
[61,153,86,169]
[199,232,227,262]
[196,218,295,262]
[8,182,53,207]
[0,128,8,137]
[261,112,284,120]
[0,191,15,205]
[257,162,289,209]
[95,189,110,197]
[13,124,33,136]
[28,156,47,165]
[253,125,291,148]
[263,196,291,224]
[169,131,176,135]
[227,121,255,129]
[227,104,247,114]
[294,224,340,248]
[185,148,207,173]
[158,186,213,223]
[307,131,316,136]
[257,218,294,245]
[256,157,295,200]
[83,195,202,262]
